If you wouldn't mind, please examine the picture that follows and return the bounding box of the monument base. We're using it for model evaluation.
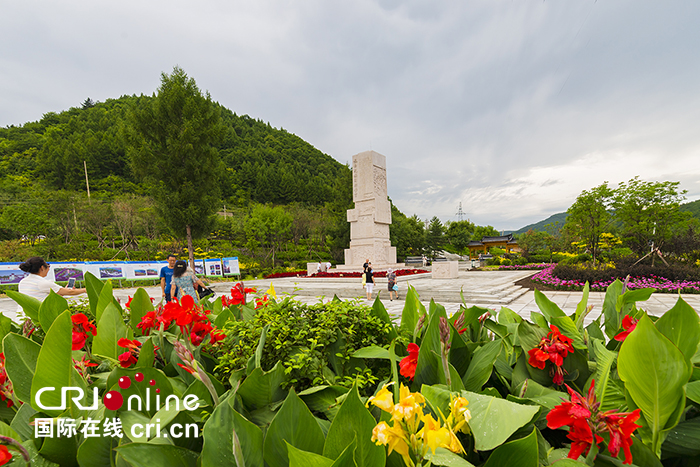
[432,261,459,279]
[334,262,405,272]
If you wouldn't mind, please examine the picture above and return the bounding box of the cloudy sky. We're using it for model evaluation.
[3,1,700,230]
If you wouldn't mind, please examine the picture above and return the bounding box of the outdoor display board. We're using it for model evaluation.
[0,263,28,285]
[0,259,231,284]
[205,259,223,276]
[222,257,240,276]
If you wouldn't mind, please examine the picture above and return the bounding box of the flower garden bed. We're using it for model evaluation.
[312,268,429,278]
[531,264,700,293]
[498,263,553,271]
[1,275,698,466]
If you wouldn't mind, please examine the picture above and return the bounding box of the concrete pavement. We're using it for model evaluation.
[2,270,698,325]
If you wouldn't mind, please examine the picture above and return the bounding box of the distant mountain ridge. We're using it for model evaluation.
[512,199,700,235]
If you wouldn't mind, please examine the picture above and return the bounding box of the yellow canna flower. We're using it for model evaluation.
[367,383,395,412]
[393,384,425,423]
[371,422,411,459]
[266,283,277,298]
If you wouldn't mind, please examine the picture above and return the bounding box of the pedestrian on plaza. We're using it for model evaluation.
[363,259,370,273]
[17,257,86,312]
[171,260,207,303]
[365,263,374,300]
[160,254,177,302]
[387,268,398,301]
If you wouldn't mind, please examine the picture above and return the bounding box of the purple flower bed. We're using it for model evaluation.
[531,265,700,293]
[498,263,553,271]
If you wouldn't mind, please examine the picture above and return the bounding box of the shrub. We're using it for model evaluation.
[215,298,395,393]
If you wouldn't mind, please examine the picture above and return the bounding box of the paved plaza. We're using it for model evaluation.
[1,270,698,326]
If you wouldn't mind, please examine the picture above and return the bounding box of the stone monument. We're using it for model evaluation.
[338,150,402,271]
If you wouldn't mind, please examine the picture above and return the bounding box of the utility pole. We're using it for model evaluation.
[84,160,91,204]
[456,202,465,221]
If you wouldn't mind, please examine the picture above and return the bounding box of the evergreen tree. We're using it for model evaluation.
[126,66,225,267]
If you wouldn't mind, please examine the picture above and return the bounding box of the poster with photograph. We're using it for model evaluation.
[0,263,27,284]
[222,257,240,276]
[193,260,204,275]
[126,261,165,280]
[51,262,85,282]
[205,259,222,276]
[83,262,126,280]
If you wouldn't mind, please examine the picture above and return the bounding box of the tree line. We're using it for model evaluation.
[518,177,700,266]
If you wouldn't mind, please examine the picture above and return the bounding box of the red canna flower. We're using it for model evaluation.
[614,315,639,342]
[528,325,574,385]
[125,296,133,308]
[210,330,226,345]
[118,351,138,368]
[71,313,97,351]
[399,343,420,381]
[547,381,641,464]
[0,445,12,465]
[117,339,142,368]
[0,353,18,408]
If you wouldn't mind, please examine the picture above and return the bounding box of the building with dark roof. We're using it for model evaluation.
[467,234,520,259]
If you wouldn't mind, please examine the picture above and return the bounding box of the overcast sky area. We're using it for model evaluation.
[2,1,700,230]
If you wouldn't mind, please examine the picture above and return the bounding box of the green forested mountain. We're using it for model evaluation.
[514,212,568,235]
[0,95,349,206]
[680,199,700,220]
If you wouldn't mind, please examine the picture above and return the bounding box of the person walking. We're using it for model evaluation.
[171,260,207,303]
[160,254,177,302]
[387,268,398,301]
[365,263,374,300]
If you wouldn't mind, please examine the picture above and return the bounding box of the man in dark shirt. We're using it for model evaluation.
[160,254,177,302]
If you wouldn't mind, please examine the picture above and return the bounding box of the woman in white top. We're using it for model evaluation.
[18,257,86,301]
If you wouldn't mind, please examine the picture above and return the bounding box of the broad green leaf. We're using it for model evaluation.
[135,338,155,368]
[38,290,68,331]
[299,385,350,422]
[255,324,270,368]
[200,397,263,467]
[264,389,325,467]
[660,417,700,458]
[92,303,127,360]
[687,380,700,405]
[618,314,690,456]
[655,296,700,364]
[324,384,385,467]
[602,279,624,339]
[461,305,492,329]
[77,434,118,467]
[6,290,41,322]
[498,307,522,325]
[482,428,538,467]
[400,285,422,335]
[371,296,399,340]
[591,339,616,408]
[617,288,655,310]
[130,288,154,335]
[10,402,37,441]
[237,362,287,411]
[462,339,502,392]
[0,420,21,442]
[214,308,236,328]
[0,315,13,343]
[2,333,41,403]
[425,447,476,466]
[573,282,590,330]
[30,310,73,417]
[530,312,549,330]
[462,390,540,451]
[39,428,78,466]
[352,345,401,361]
[534,289,566,321]
[288,442,334,467]
[115,444,199,467]
[83,271,104,316]
[95,279,114,323]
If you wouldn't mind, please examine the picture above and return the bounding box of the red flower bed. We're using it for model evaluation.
[312,268,428,278]
[264,270,307,279]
